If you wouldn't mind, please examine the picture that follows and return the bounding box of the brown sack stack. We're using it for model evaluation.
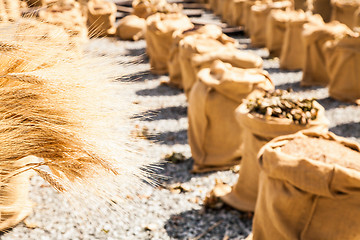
[167,25,223,89]
[266,9,291,57]
[116,15,146,41]
[324,33,360,104]
[280,12,323,70]
[301,21,352,86]
[179,31,237,97]
[87,0,117,37]
[38,0,88,45]
[249,130,360,240]
[331,0,360,29]
[250,1,292,47]
[188,60,274,173]
[0,156,35,231]
[146,12,193,74]
[219,91,328,212]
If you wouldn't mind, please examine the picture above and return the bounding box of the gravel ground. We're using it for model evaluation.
[3,10,360,240]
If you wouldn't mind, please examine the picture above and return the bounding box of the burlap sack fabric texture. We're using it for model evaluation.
[116,15,146,41]
[167,25,223,89]
[222,0,234,24]
[146,12,193,74]
[250,1,292,47]
[280,12,323,70]
[248,130,360,240]
[220,101,328,212]
[179,32,237,98]
[188,60,274,173]
[87,0,117,37]
[331,0,360,29]
[324,33,360,104]
[266,9,291,57]
[0,156,36,231]
[301,21,352,87]
[232,0,246,26]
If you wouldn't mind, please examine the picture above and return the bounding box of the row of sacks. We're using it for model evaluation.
[1,0,118,39]
[207,1,360,104]
[188,59,360,239]
[116,0,182,41]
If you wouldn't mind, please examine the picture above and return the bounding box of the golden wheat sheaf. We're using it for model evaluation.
[0,18,153,205]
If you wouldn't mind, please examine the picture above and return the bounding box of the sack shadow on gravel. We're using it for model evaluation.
[147,129,188,145]
[131,106,188,122]
[125,48,148,59]
[117,70,160,82]
[136,84,183,97]
[330,122,360,139]
[164,208,252,240]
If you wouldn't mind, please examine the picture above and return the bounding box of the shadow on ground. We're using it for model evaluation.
[330,122,360,139]
[136,84,183,97]
[147,129,188,145]
[132,106,188,122]
[118,70,160,82]
[164,208,252,240]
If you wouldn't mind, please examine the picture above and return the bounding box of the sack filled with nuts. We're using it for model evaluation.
[179,30,238,98]
[324,32,360,104]
[87,0,117,37]
[116,15,146,41]
[250,1,292,47]
[280,11,323,70]
[132,0,181,19]
[146,12,193,74]
[301,20,352,86]
[249,130,360,240]
[217,90,328,212]
[188,60,274,173]
[167,25,224,89]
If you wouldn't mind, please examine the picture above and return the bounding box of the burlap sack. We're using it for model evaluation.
[167,25,223,89]
[116,15,146,41]
[293,0,307,10]
[244,0,261,35]
[188,60,274,173]
[219,101,328,212]
[179,33,237,97]
[301,21,352,86]
[38,0,88,45]
[214,0,224,15]
[132,0,181,19]
[87,0,117,37]
[331,0,360,28]
[222,0,234,23]
[280,12,323,70]
[250,1,292,47]
[249,130,360,240]
[354,7,360,28]
[0,156,35,231]
[232,0,246,26]
[266,9,291,57]
[310,0,332,22]
[145,12,193,74]
[210,0,218,11]
[324,34,360,104]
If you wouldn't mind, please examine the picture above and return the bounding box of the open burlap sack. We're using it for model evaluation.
[231,0,246,26]
[0,156,35,231]
[323,33,360,104]
[308,0,332,22]
[250,1,292,47]
[249,130,360,240]
[280,12,323,70]
[219,101,328,212]
[168,25,223,89]
[146,12,193,74]
[87,0,117,37]
[331,0,360,28]
[266,9,292,57]
[132,0,181,19]
[188,60,274,173]
[116,15,146,41]
[179,33,237,97]
[301,21,352,86]
[38,0,88,45]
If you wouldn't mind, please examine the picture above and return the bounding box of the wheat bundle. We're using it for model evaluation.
[0,17,153,230]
